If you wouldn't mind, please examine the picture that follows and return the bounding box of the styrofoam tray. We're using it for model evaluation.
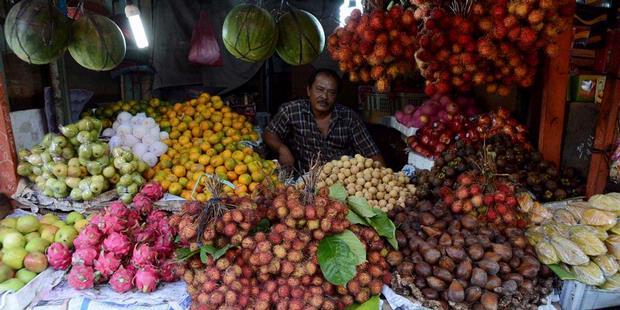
[408,151,434,171]
[560,280,620,310]
[388,116,418,137]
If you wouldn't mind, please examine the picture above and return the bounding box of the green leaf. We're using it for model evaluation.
[175,248,199,261]
[174,235,181,243]
[346,295,381,310]
[347,210,370,226]
[318,230,366,286]
[548,264,577,280]
[329,183,347,202]
[347,196,376,218]
[339,230,367,265]
[250,218,271,235]
[200,244,236,262]
[367,210,398,250]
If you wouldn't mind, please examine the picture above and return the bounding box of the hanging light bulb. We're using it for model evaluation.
[125,4,149,48]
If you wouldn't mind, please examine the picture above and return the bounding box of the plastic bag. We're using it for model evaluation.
[565,203,588,221]
[581,208,617,227]
[606,235,620,259]
[569,227,608,256]
[572,262,606,286]
[593,255,619,277]
[535,240,559,265]
[600,273,620,290]
[526,226,545,245]
[569,224,608,241]
[611,223,620,235]
[550,235,590,265]
[589,194,620,213]
[188,11,223,66]
[543,222,570,238]
[554,209,578,225]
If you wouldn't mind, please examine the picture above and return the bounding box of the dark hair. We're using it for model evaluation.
[307,68,341,92]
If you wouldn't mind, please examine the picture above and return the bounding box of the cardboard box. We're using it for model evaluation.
[569,75,606,103]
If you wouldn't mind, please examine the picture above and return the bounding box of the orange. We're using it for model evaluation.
[215,166,228,176]
[232,151,245,162]
[226,171,238,181]
[224,158,237,171]
[185,179,195,190]
[181,191,192,200]
[234,164,248,175]
[160,180,171,191]
[178,177,189,188]
[191,163,204,172]
[221,149,232,159]
[248,182,259,192]
[200,143,212,153]
[234,184,248,195]
[191,127,202,137]
[172,165,186,178]
[238,174,252,185]
[242,147,253,155]
[189,152,200,162]
[169,182,182,195]
[210,155,224,167]
[198,155,211,165]
[205,165,215,174]
[214,143,224,153]
[213,123,223,132]
[196,193,207,202]
[251,171,265,182]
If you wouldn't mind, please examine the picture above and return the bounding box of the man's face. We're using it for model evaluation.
[307,73,338,113]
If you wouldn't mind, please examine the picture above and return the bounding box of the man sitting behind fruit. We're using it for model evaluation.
[264,69,384,173]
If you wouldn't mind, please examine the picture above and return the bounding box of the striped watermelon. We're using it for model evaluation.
[222,4,278,63]
[68,14,126,71]
[276,9,325,65]
[4,0,71,65]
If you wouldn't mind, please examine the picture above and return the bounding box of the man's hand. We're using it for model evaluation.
[278,145,295,168]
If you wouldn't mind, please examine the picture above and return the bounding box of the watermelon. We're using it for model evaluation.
[222,4,278,63]
[4,0,71,65]
[68,14,126,71]
[276,9,325,65]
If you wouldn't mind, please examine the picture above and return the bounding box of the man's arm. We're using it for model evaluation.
[351,115,384,165]
[263,131,295,168]
[263,105,295,168]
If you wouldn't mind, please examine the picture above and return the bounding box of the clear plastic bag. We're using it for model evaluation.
[535,240,559,265]
[550,235,590,265]
[572,261,606,286]
[581,208,617,227]
[569,226,608,256]
[600,273,620,290]
[188,11,223,66]
[606,235,620,259]
[593,255,619,277]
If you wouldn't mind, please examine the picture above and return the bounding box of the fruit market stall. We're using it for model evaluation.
[0,0,618,309]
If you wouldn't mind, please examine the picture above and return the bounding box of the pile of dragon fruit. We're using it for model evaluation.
[46,183,180,293]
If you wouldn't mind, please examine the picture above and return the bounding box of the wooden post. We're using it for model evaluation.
[538,16,574,165]
[586,30,620,197]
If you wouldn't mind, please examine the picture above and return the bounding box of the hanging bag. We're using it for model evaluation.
[188,11,223,66]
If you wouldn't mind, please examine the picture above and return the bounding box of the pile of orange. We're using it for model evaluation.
[145,93,278,201]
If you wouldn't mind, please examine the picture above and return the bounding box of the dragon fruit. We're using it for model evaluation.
[126,209,141,229]
[73,225,102,249]
[94,251,121,278]
[132,226,157,243]
[107,201,129,218]
[109,266,135,293]
[158,260,179,282]
[141,182,164,201]
[100,213,128,234]
[131,244,157,267]
[134,265,159,293]
[103,232,131,256]
[46,242,71,270]
[153,234,174,258]
[90,213,105,230]
[67,265,95,290]
[72,248,99,266]
[132,193,153,215]
[146,210,167,225]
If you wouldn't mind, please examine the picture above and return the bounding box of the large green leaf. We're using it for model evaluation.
[200,244,236,263]
[175,248,199,261]
[347,210,370,226]
[328,183,347,202]
[347,196,376,218]
[548,264,577,280]
[346,295,381,310]
[318,230,366,285]
[367,210,398,250]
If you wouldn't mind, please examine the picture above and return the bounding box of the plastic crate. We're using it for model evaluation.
[560,280,620,310]
[393,92,426,111]
[363,93,394,124]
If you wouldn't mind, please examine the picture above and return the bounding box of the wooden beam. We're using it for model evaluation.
[586,29,620,197]
[538,15,574,166]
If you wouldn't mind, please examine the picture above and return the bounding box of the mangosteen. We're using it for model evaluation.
[531,152,543,162]
[544,180,558,191]
[445,167,456,177]
[562,167,576,178]
[553,189,567,200]
[546,166,559,177]
[435,157,446,167]
[543,190,554,201]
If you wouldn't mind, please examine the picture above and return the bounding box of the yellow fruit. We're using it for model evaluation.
[238,174,252,185]
[172,166,186,178]
[234,164,248,175]
[249,182,259,192]
[221,150,233,159]
[251,171,265,182]
[179,177,189,187]
[226,171,238,181]
[169,183,182,195]
[210,155,224,167]
[198,155,211,165]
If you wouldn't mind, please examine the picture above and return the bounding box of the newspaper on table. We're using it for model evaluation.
[33,280,189,310]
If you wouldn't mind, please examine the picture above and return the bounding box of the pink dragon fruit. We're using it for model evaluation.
[107,201,129,217]
[100,213,128,234]
[158,260,179,282]
[132,193,153,215]
[141,182,164,201]
[146,210,167,225]
[134,265,159,293]
[90,213,105,230]
[72,248,99,266]
[94,251,121,278]
[103,232,132,256]
[46,242,71,270]
[67,265,95,290]
[109,266,135,293]
[131,244,157,267]
[132,226,157,243]
[73,225,102,249]
[153,234,174,258]
[126,209,141,229]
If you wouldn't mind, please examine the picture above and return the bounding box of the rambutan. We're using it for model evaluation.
[528,9,544,25]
